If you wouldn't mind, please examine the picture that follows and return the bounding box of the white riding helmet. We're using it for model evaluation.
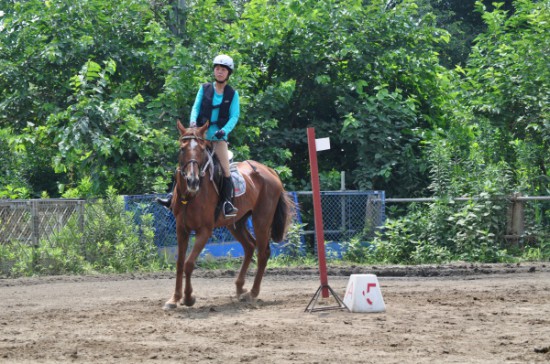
[213,54,234,72]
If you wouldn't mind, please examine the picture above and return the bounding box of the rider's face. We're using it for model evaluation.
[214,65,230,82]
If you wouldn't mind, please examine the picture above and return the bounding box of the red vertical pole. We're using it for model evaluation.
[307,127,329,298]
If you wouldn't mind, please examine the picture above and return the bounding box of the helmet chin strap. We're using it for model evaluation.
[215,76,230,84]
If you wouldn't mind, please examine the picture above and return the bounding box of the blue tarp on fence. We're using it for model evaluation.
[123,192,304,259]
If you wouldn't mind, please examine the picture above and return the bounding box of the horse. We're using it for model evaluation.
[164,120,296,309]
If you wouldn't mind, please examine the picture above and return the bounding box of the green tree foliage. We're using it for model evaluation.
[418,0,515,67]
[0,128,30,198]
[367,0,550,262]
[0,0,548,263]
[0,0,548,269]
[45,59,173,195]
[1,0,160,129]
[6,0,542,198]
[230,0,452,195]
[421,0,548,198]
[1,0,180,195]
[465,0,549,195]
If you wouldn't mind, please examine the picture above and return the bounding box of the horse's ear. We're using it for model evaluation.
[198,121,209,136]
[177,119,186,134]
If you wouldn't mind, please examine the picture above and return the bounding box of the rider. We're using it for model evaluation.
[158,55,240,218]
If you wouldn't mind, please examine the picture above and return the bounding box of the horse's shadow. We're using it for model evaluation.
[167,296,285,320]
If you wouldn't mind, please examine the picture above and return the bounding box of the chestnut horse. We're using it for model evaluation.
[164,120,296,309]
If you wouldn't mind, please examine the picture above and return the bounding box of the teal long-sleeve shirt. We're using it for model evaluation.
[189,83,240,141]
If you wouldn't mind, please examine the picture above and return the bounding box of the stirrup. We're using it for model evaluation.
[223,201,238,218]
[156,194,172,209]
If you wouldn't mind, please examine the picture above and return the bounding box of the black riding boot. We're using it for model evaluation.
[222,176,238,218]
[156,193,172,209]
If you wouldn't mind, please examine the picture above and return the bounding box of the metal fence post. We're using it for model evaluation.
[340,172,346,234]
[78,200,85,254]
[30,200,39,269]
[506,192,525,246]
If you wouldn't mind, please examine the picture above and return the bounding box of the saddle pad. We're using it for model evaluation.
[230,162,246,197]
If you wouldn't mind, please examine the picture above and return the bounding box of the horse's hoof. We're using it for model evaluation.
[163,302,178,310]
[183,296,196,307]
[236,288,248,298]
[239,292,258,303]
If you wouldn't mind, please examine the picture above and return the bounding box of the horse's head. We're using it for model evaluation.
[177,120,210,194]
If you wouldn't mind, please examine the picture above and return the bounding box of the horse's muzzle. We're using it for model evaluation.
[186,174,200,193]
[179,159,201,193]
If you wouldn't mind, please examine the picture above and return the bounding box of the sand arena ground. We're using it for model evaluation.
[1,263,549,363]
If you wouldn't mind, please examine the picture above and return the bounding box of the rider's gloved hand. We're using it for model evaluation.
[190,121,197,128]
[214,129,226,139]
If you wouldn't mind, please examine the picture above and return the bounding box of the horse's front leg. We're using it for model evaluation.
[182,228,211,307]
[164,221,189,310]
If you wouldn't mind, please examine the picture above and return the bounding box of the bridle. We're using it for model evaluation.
[180,158,201,177]
[177,134,214,200]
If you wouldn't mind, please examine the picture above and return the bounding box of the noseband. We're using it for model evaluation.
[180,159,201,176]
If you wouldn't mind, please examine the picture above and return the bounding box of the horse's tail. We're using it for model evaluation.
[271,191,297,243]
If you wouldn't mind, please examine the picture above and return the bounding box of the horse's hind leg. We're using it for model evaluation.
[242,210,274,302]
[228,219,256,297]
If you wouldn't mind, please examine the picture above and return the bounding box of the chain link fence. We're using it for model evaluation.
[0,191,386,274]
[294,191,386,257]
[1,199,84,275]
[0,197,159,276]
[383,195,550,248]
[0,199,85,247]
[123,191,385,259]
[4,193,547,276]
